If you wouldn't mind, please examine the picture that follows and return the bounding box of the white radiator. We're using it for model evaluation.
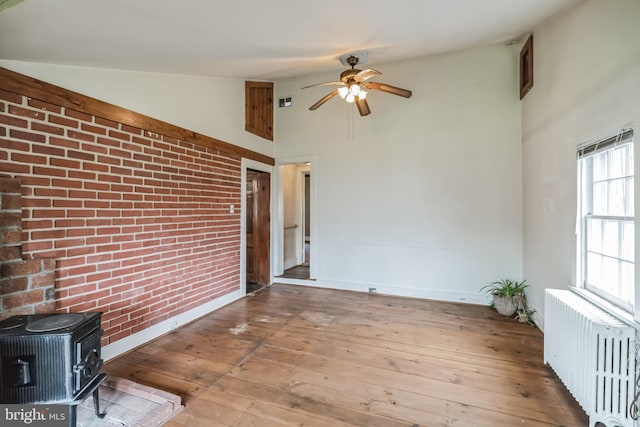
[544,289,637,427]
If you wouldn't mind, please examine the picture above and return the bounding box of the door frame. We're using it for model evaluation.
[275,156,316,280]
[240,158,273,295]
[296,168,310,266]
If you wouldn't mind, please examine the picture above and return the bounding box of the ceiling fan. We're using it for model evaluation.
[302,55,412,116]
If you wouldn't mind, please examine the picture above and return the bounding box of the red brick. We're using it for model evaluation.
[2,289,46,309]
[28,99,62,113]
[67,301,99,312]
[83,200,108,209]
[54,238,86,249]
[0,193,22,211]
[55,219,85,227]
[31,229,65,240]
[107,130,130,141]
[68,170,96,181]
[0,277,28,295]
[34,187,67,198]
[50,157,81,169]
[58,257,80,270]
[31,122,65,135]
[121,124,142,135]
[50,136,79,149]
[68,150,96,162]
[81,123,107,135]
[49,114,79,128]
[30,215,67,226]
[40,257,55,271]
[34,302,56,314]
[112,167,133,177]
[122,142,143,153]
[83,163,109,173]
[65,109,92,122]
[10,129,46,143]
[32,144,65,157]
[20,201,49,213]
[0,178,20,193]
[1,259,41,277]
[67,283,97,297]
[83,181,108,191]
[67,130,95,143]
[31,271,55,288]
[81,142,108,155]
[8,105,45,120]
[0,246,21,262]
[0,90,22,104]
[97,155,121,166]
[95,117,118,129]
[31,207,65,217]
[13,154,47,169]
[51,178,83,189]
[0,230,21,245]
[32,165,67,177]
[0,212,21,228]
[52,199,81,209]
[97,174,121,183]
[0,113,28,127]
[66,227,95,237]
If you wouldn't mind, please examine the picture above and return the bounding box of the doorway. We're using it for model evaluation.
[245,168,270,293]
[277,162,312,280]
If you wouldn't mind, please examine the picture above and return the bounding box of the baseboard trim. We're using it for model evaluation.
[102,289,243,361]
[273,278,490,306]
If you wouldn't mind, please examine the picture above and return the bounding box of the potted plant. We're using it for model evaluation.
[481,279,535,325]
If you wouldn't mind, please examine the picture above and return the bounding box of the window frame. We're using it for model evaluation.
[576,127,634,312]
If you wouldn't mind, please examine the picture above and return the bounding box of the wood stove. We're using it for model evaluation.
[0,312,107,426]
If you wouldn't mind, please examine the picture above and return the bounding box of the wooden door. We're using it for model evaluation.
[246,170,270,286]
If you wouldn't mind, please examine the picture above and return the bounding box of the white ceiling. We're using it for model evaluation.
[0,0,580,80]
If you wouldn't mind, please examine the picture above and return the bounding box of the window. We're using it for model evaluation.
[577,128,634,311]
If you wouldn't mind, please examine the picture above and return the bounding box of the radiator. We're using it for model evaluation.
[544,289,637,427]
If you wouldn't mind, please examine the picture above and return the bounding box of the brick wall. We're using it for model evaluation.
[0,88,242,345]
[0,177,56,320]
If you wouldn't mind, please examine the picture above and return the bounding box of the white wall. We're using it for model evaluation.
[0,60,274,158]
[275,44,523,303]
[521,0,640,327]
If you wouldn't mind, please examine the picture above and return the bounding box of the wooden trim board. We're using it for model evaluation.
[0,66,274,165]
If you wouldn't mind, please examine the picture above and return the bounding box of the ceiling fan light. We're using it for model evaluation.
[345,93,355,103]
[349,84,361,96]
[338,86,348,99]
[358,90,367,100]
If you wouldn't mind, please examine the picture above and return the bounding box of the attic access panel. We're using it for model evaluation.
[245,81,273,141]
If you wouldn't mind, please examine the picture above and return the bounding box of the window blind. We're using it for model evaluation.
[577,127,634,159]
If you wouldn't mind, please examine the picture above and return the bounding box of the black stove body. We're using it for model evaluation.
[0,312,103,405]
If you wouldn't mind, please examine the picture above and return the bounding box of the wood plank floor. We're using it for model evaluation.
[103,284,588,426]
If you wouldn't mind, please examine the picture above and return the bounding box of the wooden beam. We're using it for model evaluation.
[0,66,275,165]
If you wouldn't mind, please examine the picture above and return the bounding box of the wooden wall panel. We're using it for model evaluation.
[245,81,273,141]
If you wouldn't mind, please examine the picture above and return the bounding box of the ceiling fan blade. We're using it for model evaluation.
[365,82,412,98]
[302,81,344,89]
[355,98,371,116]
[309,90,339,110]
[355,68,381,82]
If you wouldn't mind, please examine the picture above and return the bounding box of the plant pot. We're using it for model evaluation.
[493,295,518,316]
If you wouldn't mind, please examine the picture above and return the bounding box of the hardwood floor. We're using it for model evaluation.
[103,284,587,426]
[277,243,311,280]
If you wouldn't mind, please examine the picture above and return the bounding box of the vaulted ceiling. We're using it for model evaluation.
[0,0,580,80]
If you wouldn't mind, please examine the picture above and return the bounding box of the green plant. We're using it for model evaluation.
[481,279,536,326]
[480,279,528,297]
